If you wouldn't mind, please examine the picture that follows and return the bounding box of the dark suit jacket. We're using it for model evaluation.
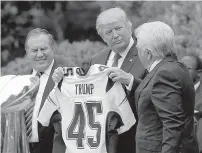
[29,59,66,153]
[135,55,198,153]
[91,42,146,153]
[194,82,202,152]
[195,81,202,112]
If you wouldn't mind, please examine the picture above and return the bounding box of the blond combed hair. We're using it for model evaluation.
[96,7,132,36]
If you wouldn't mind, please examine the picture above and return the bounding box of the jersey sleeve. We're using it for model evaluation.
[113,83,136,134]
[38,88,60,126]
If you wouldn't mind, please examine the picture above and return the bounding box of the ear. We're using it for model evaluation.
[52,42,57,52]
[146,49,152,60]
[100,34,108,44]
[25,51,29,58]
[97,28,105,41]
[128,21,132,28]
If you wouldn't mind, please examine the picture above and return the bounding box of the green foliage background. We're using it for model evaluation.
[1,1,202,76]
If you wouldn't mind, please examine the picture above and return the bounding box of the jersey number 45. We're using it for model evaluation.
[66,101,103,149]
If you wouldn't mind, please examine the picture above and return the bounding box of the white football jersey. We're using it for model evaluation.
[38,64,135,153]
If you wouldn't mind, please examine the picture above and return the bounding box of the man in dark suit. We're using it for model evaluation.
[92,7,146,153]
[52,7,146,153]
[196,70,202,153]
[25,28,65,153]
[181,54,202,153]
[134,21,198,153]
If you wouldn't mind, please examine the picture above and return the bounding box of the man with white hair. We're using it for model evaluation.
[134,21,198,153]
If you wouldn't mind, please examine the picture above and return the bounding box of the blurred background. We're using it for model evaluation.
[1,1,202,75]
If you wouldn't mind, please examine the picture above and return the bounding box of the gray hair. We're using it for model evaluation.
[25,28,55,50]
[96,7,132,36]
[135,21,175,58]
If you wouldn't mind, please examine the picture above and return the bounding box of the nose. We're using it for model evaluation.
[36,49,44,57]
[112,29,119,39]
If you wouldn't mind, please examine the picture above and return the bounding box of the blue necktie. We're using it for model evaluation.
[112,53,121,67]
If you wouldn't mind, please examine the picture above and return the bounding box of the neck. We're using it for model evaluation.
[113,46,127,54]
[147,57,162,72]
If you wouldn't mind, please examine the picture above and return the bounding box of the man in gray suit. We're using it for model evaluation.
[181,54,202,153]
[25,28,65,153]
[134,21,198,153]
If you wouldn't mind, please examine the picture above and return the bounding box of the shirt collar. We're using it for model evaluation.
[33,59,54,75]
[194,80,200,91]
[149,59,162,72]
[112,37,134,59]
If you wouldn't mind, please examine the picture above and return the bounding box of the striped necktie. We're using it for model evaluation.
[24,72,42,138]
[112,53,121,67]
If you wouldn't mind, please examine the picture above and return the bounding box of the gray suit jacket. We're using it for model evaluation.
[135,55,198,153]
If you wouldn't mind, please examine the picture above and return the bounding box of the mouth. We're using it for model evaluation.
[36,59,46,63]
[113,40,122,44]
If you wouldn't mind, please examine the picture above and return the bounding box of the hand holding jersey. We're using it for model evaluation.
[107,67,132,86]
[38,64,135,153]
[52,65,132,87]
[52,67,65,84]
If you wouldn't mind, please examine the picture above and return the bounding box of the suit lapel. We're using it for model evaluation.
[135,56,177,109]
[135,59,165,108]
[39,61,57,111]
[195,82,202,106]
[135,55,176,100]
[96,48,111,65]
[196,82,202,96]
[120,44,138,73]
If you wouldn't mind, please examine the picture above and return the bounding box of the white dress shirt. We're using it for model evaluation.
[106,37,134,90]
[30,59,54,142]
[194,80,200,113]
[149,59,162,72]
[194,80,200,91]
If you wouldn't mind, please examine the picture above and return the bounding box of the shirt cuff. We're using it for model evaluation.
[125,73,133,91]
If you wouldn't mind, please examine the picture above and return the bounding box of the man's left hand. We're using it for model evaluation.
[107,67,132,86]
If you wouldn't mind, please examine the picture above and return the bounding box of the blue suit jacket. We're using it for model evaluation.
[135,55,198,153]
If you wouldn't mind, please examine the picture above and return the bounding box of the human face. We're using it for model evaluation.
[136,46,151,70]
[26,34,54,72]
[101,19,131,54]
[180,56,198,83]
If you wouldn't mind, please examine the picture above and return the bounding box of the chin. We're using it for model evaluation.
[114,42,127,49]
[36,63,49,72]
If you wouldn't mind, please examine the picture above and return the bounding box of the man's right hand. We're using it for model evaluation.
[52,67,64,83]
